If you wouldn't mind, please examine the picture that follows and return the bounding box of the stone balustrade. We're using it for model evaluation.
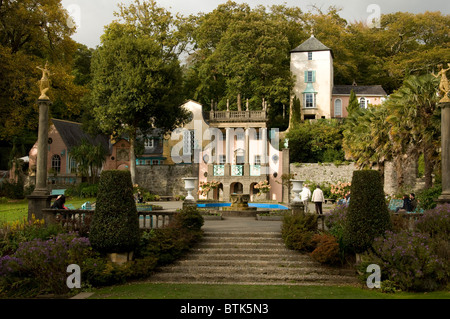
[208,110,267,122]
[41,209,178,232]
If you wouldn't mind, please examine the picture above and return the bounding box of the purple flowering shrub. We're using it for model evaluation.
[0,232,93,297]
[325,204,348,236]
[415,204,450,240]
[364,230,448,291]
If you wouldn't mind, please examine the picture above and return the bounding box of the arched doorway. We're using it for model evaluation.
[231,182,243,194]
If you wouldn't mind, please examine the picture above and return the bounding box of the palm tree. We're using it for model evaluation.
[386,74,440,188]
[342,107,375,168]
[70,139,108,184]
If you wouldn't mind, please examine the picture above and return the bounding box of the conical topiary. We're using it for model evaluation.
[89,170,140,254]
[344,170,391,254]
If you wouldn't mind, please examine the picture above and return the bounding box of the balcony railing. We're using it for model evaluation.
[231,165,244,176]
[208,110,267,122]
[250,165,261,177]
[214,165,225,176]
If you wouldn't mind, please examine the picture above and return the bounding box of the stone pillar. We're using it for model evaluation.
[282,148,290,204]
[261,127,268,166]
[225,128,232,164]
[438,102,450,203]
[290,201,305,215]
[28,99,52,221]
[225,128,232,177]
[244,128,250,176]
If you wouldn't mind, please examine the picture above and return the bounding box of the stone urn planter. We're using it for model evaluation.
[291,180,304,203]
[182,177,198,201]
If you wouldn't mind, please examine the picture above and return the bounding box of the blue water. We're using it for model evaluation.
[197,203,289,210]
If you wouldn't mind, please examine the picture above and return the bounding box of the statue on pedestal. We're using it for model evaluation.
[37,61,52,100]
[432,63,450,103]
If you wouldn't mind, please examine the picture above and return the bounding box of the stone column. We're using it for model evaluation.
[28,99,52,221]
[438,102,450,203]
[244,128,250,176]
[225,128,232,176]
[261,128,268,175]
[282,148,290,204]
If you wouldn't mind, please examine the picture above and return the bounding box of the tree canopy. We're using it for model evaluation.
[0,0,88,143]
[88,0,191,183]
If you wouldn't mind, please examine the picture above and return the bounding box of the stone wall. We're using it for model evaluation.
[290,162,356,185]
[291,160,424,196]
[135,164,199,198]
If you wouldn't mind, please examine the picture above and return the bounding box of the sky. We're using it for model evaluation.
[61,0,450,49]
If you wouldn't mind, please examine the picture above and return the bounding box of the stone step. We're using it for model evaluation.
[173,255,320,267]
[203,232,282,239]
[154,265,356,277]
[145,231,358,286]
[187,247,300,256]
[184,253,313,262]
[201,236,283,244]
[147,272,357,285]
[195,242,286,250]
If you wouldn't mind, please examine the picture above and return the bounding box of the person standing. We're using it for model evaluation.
[311,185,324,215]
[300,185,312,213]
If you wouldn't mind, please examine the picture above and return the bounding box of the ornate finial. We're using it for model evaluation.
[37,61,52,100]
[310,26,315,37]
[432,63,450,103]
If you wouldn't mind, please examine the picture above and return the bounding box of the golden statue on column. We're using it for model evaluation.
[432,63,450,103]
[37,61,52,100]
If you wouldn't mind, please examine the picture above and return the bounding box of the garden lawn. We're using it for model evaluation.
[0,197,96,223]
[88,283,450,299]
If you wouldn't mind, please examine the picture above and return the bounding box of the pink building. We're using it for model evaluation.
[331,84,387,118]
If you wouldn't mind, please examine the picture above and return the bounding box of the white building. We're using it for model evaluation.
[290,35,387,119]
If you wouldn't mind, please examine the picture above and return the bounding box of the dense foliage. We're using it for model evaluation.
[281,213,318,252]
[89,170,140,253]
[344,170,391,253]
[0,206,204,297]
[286,119,345,163]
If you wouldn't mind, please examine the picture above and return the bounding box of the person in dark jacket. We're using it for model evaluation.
[51,195,68,210]
[409,193,417,212]
[396,194,411,213]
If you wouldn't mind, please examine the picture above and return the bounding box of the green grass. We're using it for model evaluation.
[0,197,96,223]
[87,283,449,299]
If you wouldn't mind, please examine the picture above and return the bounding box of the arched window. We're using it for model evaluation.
[334,99,342,116]
[51,155,61,173]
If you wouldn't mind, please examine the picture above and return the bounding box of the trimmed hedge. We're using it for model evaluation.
[89,170,140,254]
[344,170,391,254]
[281,214,318,252]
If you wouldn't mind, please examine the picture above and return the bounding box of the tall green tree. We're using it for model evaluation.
[184,1,301,126]
[346,90,360,115]
[89,0,190,184]
[0,0,87,141]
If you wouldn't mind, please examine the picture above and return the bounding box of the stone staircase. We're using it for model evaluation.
[147,232,358,286]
